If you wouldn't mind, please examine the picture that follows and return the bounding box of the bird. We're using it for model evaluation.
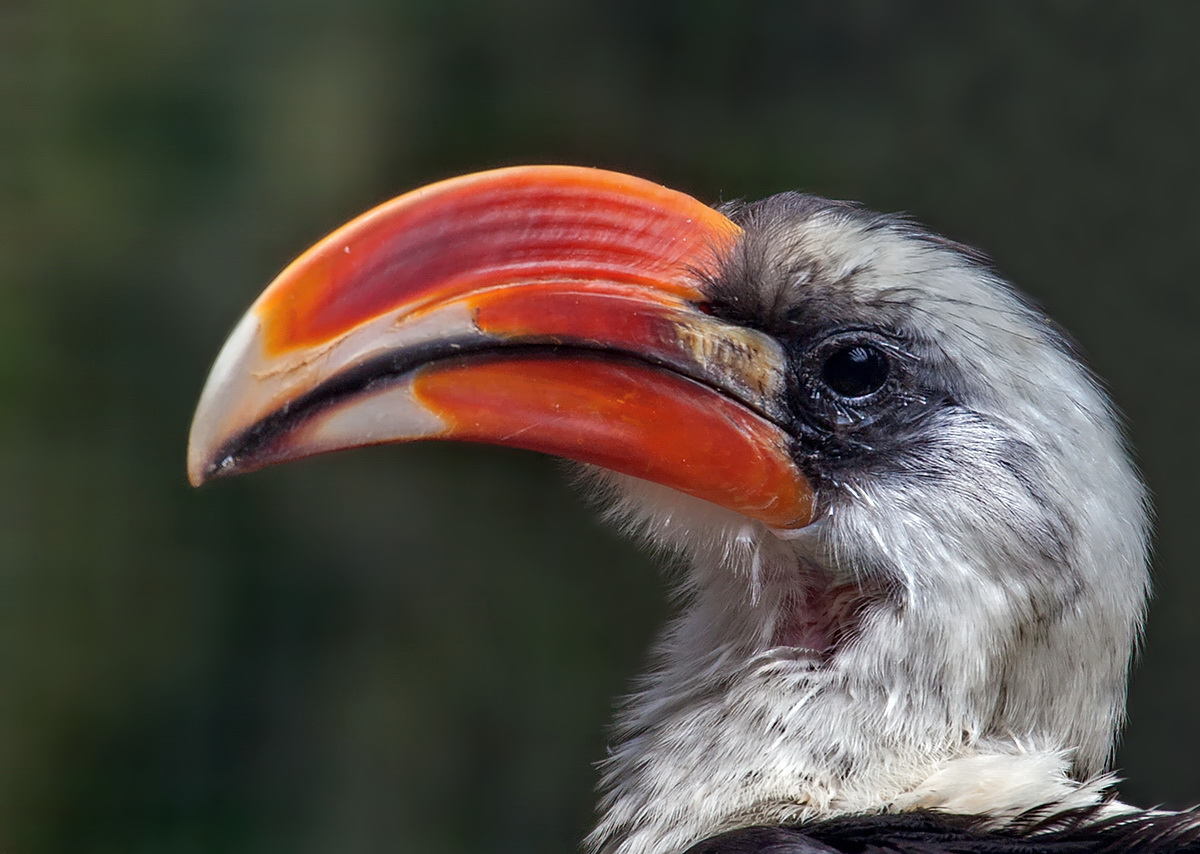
[187,166,1198,853]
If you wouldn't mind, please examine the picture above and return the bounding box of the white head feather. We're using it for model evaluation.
[577,196,1149,854]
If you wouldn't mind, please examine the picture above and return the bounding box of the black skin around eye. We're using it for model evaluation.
[821,344,889,399]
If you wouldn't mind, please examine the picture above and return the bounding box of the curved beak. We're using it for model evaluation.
[187,166,814,530]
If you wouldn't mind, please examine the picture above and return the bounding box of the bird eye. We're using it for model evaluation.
[820,343,890,399]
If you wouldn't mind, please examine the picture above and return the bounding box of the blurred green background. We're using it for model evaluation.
[4,2,1199,852]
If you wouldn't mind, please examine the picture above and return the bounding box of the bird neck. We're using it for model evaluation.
[585,527,1122,854]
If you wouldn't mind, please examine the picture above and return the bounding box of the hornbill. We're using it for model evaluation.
[188,166,1197,852]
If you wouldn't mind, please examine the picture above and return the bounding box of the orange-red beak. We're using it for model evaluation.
[187,166,815,529]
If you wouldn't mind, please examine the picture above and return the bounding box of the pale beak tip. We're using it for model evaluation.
[185,438,220,487]
[187,440,253,487]
[187,311,271,488]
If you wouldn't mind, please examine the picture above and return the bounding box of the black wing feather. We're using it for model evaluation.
[682,808,1200,854]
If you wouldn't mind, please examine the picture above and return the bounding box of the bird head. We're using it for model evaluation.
[188,167,1150,853]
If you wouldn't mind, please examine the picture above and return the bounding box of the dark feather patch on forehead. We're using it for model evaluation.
[705,193,1001,341]
[703,194,929,341]
[703,194,878,334]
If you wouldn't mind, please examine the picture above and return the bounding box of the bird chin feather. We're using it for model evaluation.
[571,464,861,646]
[569,463,802,570]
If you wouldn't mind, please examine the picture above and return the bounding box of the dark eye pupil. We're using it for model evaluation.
[821,344,889,398]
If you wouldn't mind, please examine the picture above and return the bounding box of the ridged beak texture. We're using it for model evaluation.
[187,166,815,529]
